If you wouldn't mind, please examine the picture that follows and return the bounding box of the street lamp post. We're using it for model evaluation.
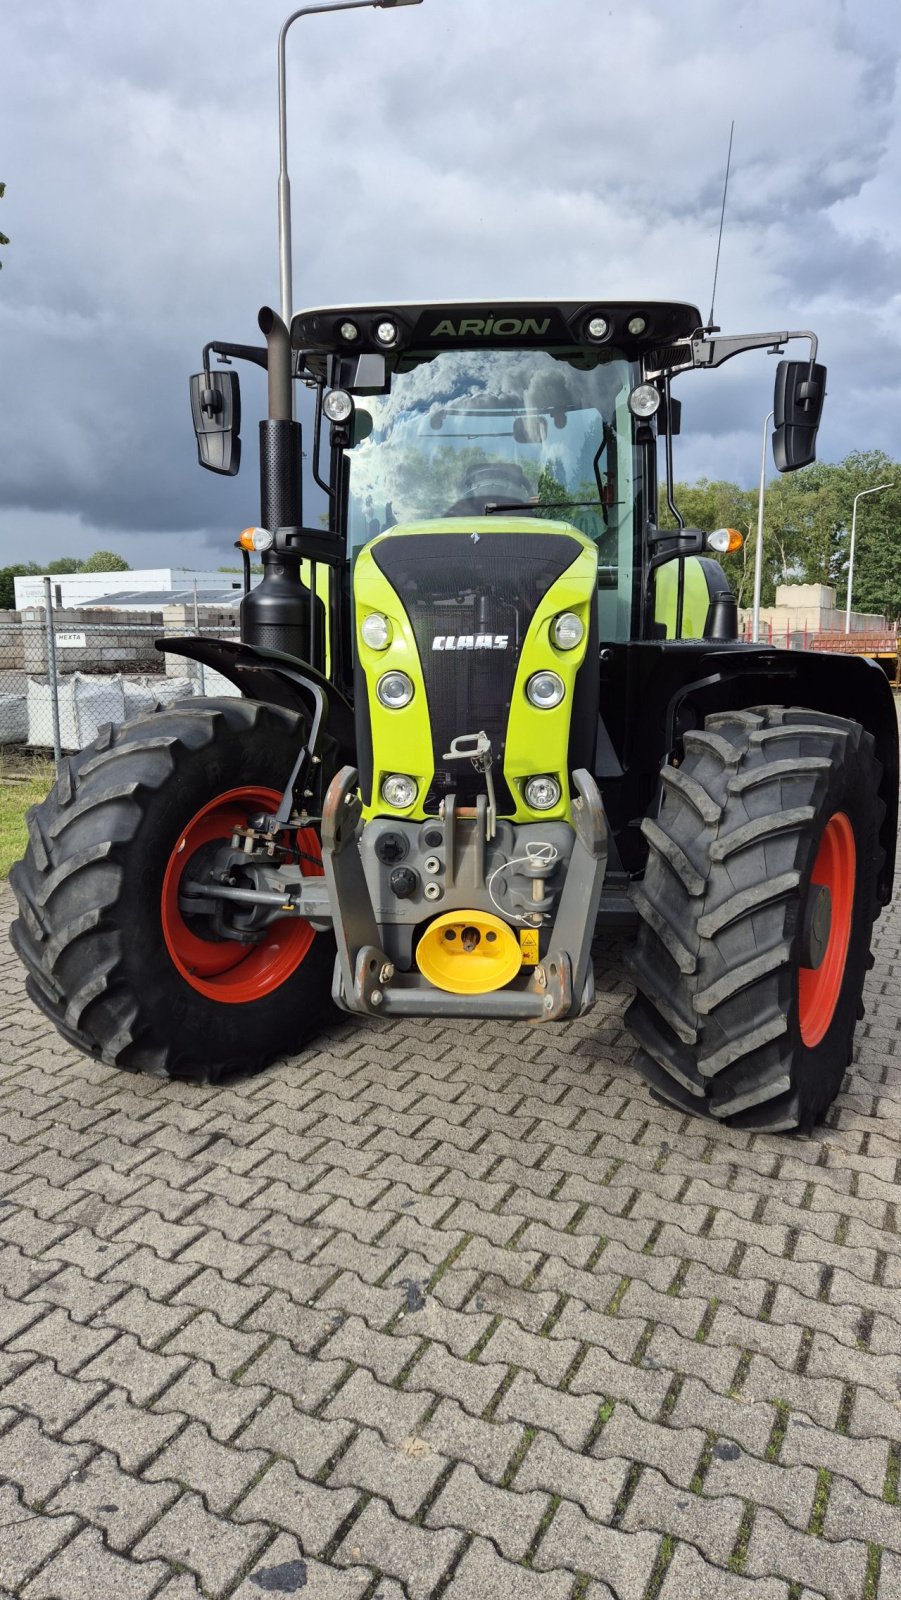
[277,0,424,329]
[845,483,894,634]
[751,409,774,644]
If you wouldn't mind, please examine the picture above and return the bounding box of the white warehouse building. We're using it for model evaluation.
[14,568,249,612]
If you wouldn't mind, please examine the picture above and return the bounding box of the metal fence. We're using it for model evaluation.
[0,588,241,759]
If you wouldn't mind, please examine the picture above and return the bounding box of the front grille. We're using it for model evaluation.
[372,531,582,812]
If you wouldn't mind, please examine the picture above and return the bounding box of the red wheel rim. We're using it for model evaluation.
[798,811,856,1048]
[161,786,322,1005]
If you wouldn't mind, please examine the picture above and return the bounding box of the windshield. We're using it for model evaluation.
[344,347,641,639]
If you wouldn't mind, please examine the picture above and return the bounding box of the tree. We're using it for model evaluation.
[79,550,131,573]
[657,478,758,603]
[0,182,8,270]
[0,551,132,611]
[0,563,44,612]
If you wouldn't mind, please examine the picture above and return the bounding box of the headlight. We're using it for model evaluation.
[628,384,661,419]
[552,612,584,650]
[587,315,609,341]
[524,776,562,811]
[375,319,399,347]
[627,315,647,336]
[324,388,354,423]
[339,321,360,343]
[526,671,565,709]
[361,612,392,650]
[382,774,417,809]
[377,671,414,708]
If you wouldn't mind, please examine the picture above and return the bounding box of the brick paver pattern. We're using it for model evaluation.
[0,873,899,1600]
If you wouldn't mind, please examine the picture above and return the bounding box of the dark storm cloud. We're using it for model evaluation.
[0,0,899,568]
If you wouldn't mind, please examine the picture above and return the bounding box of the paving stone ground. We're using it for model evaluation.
[1,863,900,1600]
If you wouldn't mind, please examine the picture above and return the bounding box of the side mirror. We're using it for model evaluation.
[189,370,241,475]
[772,359,826,473]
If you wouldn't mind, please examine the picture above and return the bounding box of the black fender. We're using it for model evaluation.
[155,635,356,766]
[600,641,899,903]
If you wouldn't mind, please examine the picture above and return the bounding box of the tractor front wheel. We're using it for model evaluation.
[625,707,883,1132]
[10,698,337,1082]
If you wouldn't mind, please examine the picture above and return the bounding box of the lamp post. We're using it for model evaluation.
[751,409,774,644]
[278,0,424,329]
[845,483,894,634]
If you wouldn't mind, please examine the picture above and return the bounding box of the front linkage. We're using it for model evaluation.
[320,763,607,1021]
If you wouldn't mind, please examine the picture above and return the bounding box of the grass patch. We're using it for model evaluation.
[605,1276,631,1315]
[765,1401,790,1462]
[523,1492,561,1566]
[864,1544,882,1600]
[836,1381,856,1435]
[808,1467,832,1535]
[500,1425,536,1489]
[695,1297,720,1343]
[0,752,54,877]
[728,1501,756,1572]
[642,1533,675,1600]
[883,1442,900,1505]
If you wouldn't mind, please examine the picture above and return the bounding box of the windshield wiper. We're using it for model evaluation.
[482,499,602,514]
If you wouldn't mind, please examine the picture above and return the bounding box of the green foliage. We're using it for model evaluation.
[0,564,44,612]
[78,550,131,573]
[658,452,901,619]
[0,551,131,611]
[0,180,8,268]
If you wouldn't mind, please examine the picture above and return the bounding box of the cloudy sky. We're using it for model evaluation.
[1,0,898,572]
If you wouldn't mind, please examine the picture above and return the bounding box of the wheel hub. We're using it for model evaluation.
[799,883,832,970]
[798,811,856,1049]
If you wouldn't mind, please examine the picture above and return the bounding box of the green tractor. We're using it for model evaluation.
[9,7,897,1132]
[11,295,897,1131]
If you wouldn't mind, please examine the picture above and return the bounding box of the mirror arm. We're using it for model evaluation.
[311,382,334,503]
[202,340,270,376]
[644,329,818,382]
[690,328,818,371]
[662,373,684,532]
[646,527,706,573]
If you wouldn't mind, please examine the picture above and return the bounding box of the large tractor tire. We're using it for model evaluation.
[625,707,883,1132]
[10,698,336,1083]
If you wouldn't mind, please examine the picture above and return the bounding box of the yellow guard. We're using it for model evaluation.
[416,910,523,995]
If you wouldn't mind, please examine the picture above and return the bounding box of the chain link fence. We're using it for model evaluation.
[0,588,241,759]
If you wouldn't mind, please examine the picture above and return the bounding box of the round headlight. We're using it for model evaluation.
[524,775,562,811]
[552,612,585,650]
[382,773,417,809]
[361,612,392,650]
[627,315,647,336]
[527,671,565,709]
[324,388,354,424]
[339,321,360,343]
[587,316,609,341]
[377,671,414,709]
[628,384,661,419]
[375,319,399,347]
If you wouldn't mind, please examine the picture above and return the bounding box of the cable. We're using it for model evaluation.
[486,841,559,925]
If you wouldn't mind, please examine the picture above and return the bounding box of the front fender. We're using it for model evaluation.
[155,635,356,764]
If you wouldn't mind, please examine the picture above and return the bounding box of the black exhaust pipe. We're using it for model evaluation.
[241,306,324,665]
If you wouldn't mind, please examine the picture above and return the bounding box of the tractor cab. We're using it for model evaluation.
[293,299,703,649]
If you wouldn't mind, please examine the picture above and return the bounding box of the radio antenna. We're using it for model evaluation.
[707,119,735,329]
